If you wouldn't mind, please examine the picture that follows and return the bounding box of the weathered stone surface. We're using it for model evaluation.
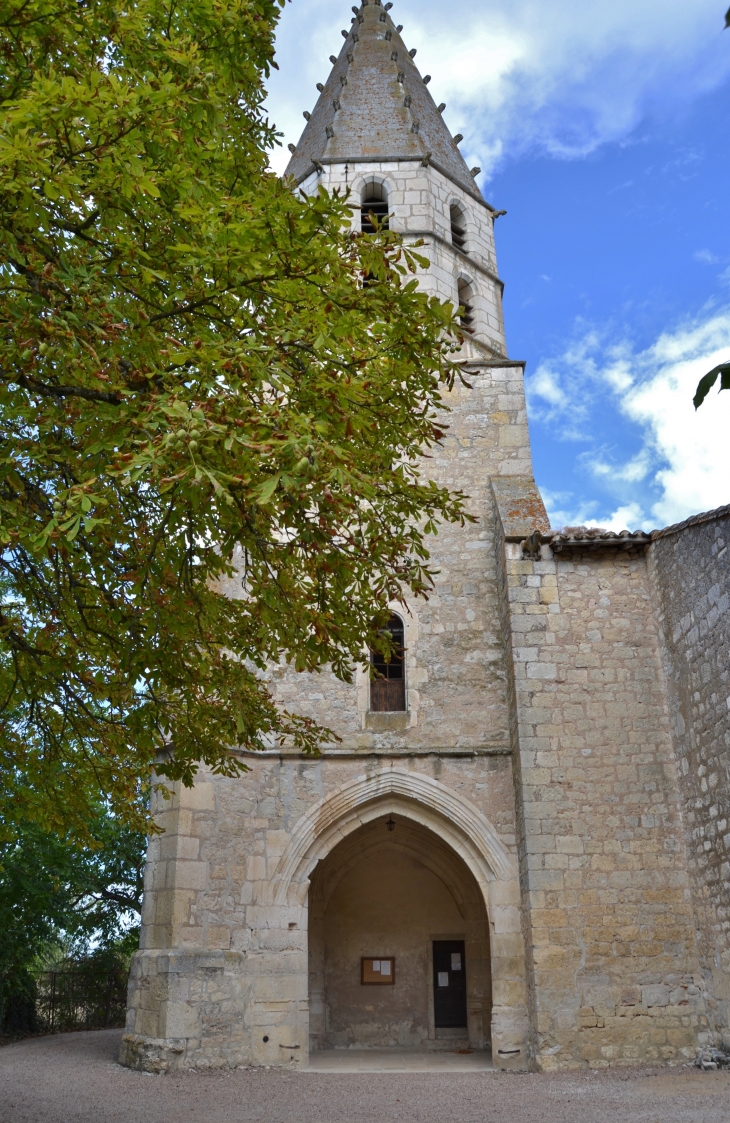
[648,506,730,1047]
[492,506,712,1070]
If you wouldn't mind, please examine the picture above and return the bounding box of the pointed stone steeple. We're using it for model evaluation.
[284,0,480,201]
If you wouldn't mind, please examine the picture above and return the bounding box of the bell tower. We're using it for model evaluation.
[122,0,548,1075]
[285,0,508,360]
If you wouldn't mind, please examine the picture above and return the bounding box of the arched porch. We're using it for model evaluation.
[308,813,492,1053]
[271,767,529,1070]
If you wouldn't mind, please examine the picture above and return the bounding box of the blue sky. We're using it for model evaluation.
[265,0,730,531]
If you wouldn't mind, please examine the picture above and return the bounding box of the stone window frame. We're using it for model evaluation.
[369,610,407,713]
[456,272,476,334]
[351,173,394,233]
[356,603,420,730]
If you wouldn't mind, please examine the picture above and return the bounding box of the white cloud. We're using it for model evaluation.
[540,489,645,535]
[528,308,730,530]
[624,314,730,525]
[539,486,598,530]
[588,450,652,484]
[530,367,567,410]
[587,502,646,533]
[265,0,730,178]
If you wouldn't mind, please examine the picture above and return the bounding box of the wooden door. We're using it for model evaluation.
[432,940,467,1028]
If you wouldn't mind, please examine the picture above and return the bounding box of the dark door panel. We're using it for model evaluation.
[432,939,467,1028]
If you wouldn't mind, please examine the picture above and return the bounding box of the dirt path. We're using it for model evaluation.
[1,1030,729,1123]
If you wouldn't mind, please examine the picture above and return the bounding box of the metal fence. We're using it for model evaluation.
[34,963,128,1032]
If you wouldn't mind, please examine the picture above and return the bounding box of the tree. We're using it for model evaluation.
[0,0,469,838]
[0,803,145,1032]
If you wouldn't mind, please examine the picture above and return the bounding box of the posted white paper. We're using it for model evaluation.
[438,972,449,987]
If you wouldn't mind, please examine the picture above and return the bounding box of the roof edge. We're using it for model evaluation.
[502,502,730,549]
[650,501,730,541]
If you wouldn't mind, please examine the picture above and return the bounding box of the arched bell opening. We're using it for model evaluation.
[360,180,390,232]
[450,202,468,253]
[308,814,492,1054]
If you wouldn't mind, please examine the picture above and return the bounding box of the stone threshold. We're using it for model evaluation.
[305,1048,494,1073]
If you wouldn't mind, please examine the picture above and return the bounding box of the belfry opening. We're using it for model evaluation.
[307,814,492,1053]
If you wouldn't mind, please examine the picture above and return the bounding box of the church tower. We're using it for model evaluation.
[286,0,507,357]
[122,0,721,1075]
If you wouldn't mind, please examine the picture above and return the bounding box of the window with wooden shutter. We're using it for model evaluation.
[370,613,406,712]
[457,278,475,334]
[450,203,467,252]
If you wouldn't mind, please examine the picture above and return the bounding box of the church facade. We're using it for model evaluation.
[121,1,730,1073]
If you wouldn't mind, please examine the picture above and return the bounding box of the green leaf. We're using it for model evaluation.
[693,361,730,409]
[255,474,281,504]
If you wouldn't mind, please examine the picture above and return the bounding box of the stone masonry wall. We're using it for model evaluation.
[495,526,709,1070]
[122,751,524,1071]
[221,361,533,756]
[648,507,730,1043]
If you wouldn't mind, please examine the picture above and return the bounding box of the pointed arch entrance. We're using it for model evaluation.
[271,768,529,1068]
[308,813,491,1051]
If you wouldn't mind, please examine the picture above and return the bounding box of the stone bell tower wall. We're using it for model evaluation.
[253,357,535,753]
[260,152,536,752]
[297,159,506,356]
[121,150,542,1071]
[647,505,730,1045]
[122,759,530,1071]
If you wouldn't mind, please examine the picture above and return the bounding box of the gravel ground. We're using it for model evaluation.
[1,1029,729,1123]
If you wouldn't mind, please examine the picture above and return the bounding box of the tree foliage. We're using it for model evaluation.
[0,807,144,955]
[0,0,469,837]
[0,803,145,1032]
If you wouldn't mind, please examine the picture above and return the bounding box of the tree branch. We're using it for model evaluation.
[17,375,123,405]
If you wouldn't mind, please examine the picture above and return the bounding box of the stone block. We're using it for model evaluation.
[642,985,669,1008]
[206,926,231,950]
[179,783,216,811]
[173,862,208,891]
[163,1001,201,1038]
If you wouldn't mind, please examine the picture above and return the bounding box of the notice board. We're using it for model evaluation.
[361,957,396,985]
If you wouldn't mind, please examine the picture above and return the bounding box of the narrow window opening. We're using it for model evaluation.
[370,613,406,712]
[457,279,475,334]
[361,181,390,233]
[450,204,467,252]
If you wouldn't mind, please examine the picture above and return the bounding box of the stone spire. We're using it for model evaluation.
[284,0,481,201]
